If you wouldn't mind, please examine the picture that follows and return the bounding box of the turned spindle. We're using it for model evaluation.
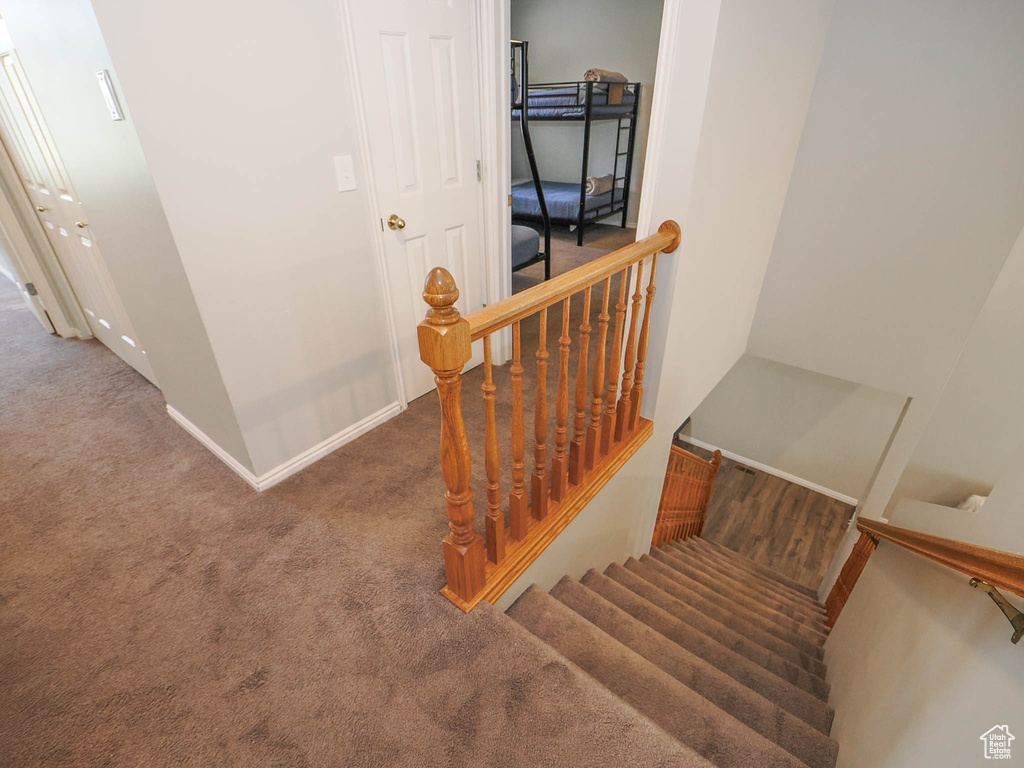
[551,297,571,501]
[586,277,611,470]
[568,287,592,485]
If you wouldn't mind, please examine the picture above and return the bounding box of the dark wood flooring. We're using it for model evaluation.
[677,439,855,590]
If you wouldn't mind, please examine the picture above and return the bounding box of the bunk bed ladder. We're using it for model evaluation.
[619,85,641,230]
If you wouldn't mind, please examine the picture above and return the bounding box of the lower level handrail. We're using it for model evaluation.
[825,517,1024,641]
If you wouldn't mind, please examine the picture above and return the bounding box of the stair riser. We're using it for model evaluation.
[645,551,828,651]
[582,570,835,732]
[625,557,828,672]
[696,538,820,600]
[684,539,827,612]
[666,542,829,625]
[671,541,827,618]
[550,578,839,768]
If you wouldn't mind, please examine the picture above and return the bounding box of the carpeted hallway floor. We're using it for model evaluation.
[1,237,704,766]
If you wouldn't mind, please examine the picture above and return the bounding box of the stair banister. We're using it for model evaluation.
[825,517,1024,643]
[418,221,681,612]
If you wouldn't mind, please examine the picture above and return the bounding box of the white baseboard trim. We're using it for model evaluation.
[678,435,859,507]
[167,404,260,489]
[167,401,402,492]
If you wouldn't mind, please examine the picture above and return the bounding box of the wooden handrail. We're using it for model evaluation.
[466,222,680,340]
[419,221,680,611]
[856,518,1024,599]
[651,445,722,547]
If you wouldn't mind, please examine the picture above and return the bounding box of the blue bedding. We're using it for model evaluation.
[512,181,619,221]
[512,83,636,120]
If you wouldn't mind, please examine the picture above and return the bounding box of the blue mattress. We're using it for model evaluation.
[512,181,619,221]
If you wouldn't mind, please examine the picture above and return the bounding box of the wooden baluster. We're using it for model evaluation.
[550,298,571,502]
[586,277,611,470]
[418,268,485,604]
[615,259,644,441]
[532,308,549,519]
[509,321,529,540]
[629,253,658,431]
[601,267,630,456]
[482,335,504,565]
[568,287,592,485]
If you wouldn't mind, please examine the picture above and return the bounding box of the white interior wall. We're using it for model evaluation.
[509,0,664,226]
[825,440,1024,768]
[496,0,835,608]
[747,0,1024,401]
[0,0,252,470]
[744,0,1024,600]
[887,224,1024,513]
[89,0,400,477]
[682,355,906,501]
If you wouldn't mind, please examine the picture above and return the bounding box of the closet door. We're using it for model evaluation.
[347,0,485,402]
[0,51,155,383]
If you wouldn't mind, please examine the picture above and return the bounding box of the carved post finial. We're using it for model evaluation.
[423,267,461,326]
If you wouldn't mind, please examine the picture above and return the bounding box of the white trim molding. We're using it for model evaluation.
[678,434,860,507]
[167,402,402,492]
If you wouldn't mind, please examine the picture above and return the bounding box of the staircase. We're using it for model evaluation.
[507,536,838,768]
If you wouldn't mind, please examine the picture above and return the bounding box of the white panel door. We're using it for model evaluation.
[348,0,485,402]
[0,52,155,383]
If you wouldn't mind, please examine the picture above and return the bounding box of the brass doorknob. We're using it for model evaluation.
[386,214,406,230]
[35,206,46,212]
[75,221,88,228]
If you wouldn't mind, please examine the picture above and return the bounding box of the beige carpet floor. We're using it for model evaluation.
[0,231,702,767]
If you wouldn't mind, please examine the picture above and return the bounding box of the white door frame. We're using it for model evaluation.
[474,0,681,318]
[341,0,680,403]
[471,0,512,363]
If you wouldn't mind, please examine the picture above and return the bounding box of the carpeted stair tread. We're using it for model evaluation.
[664,542,828,625]
[686,538,825,606]
[695,538,821,600]
[550,577,839,767]
[642,552,828,656]
[601,564,830,696]
[658,544,829,628]
[647,548,828,644]
[682,539,826,611]
[507,587,815,768]
[584,568,834,724]
[622,557,827,675]
[670,541,827,619]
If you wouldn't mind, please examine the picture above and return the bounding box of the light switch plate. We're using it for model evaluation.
[334,155,356,192]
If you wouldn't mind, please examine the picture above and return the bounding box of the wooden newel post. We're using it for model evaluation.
[418,268,486,606]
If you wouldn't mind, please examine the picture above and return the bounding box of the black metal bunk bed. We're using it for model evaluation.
[510,40,551,280]
[511,42,641,247]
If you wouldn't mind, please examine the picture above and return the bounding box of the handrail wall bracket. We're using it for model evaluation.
[970,578,1024,645]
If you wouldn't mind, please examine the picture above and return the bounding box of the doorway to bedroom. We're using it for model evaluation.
[509,0,666,294]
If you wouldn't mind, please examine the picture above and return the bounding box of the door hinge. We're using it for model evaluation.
[25,282,38,296]
[508,194,512,207]
[476,160,481,182]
